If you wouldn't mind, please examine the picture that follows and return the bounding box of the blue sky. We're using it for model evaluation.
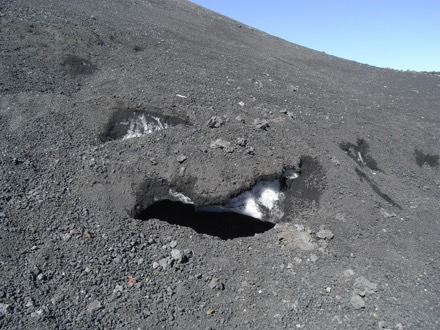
[190,0,440,71]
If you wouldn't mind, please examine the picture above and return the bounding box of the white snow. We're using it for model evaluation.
[122,115,168,140]
[223,180,284,220]
[169,189,193,204]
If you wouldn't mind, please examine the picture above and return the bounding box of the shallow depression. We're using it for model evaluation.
[100,109,187,142]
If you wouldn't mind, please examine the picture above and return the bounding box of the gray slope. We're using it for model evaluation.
[0,0,439,329]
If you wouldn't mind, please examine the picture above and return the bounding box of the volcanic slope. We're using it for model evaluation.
[1,0,439,329]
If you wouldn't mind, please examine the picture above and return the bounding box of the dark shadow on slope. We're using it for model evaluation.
[355,168,402,209]
[135,200,274,240]
[340,139,380,171]
[415,149,439,168]
[283,156,325,215]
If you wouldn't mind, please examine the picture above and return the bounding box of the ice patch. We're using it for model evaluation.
[173,168,300,221]
[197,180,284,221]
[122,115,168,140]
[169,189,193,204]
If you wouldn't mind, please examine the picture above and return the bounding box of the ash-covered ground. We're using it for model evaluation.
[1,0,439,329]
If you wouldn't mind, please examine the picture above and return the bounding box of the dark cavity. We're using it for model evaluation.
[415,149,439,168]
[132,156,325,240]
[136,200,275,240]
[340,139,380,171]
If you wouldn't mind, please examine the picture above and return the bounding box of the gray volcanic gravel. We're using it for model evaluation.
[1,0,439,329]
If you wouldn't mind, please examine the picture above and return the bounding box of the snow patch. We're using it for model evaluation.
[225,180,284,220]
[122,115,168,140]
[196,180,286,221]
[169,189,193,204]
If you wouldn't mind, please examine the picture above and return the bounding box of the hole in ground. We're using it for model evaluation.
[100,108,188,142]
[132,156,324,240]
[136,200,275,240]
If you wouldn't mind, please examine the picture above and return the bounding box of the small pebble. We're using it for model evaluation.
[350,294,365,309]
[87,300,103,314]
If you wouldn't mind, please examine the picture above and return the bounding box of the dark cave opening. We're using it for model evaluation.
[135,200,275,240]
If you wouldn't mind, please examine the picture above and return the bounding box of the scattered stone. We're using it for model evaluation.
[325,287,332,293]
[238,101,245,107]
[278,226,317,251]
[210,139,234,152]
[380,208,397,218]
[316,228,334,240]
[37,273,46,281]
[177,155,187,163]
[183,249,193,259]
[113,285,123,294]
[208,277,225,290]
[137,258,144,265]
[253,118,269,130]
[31,309,44,318]
[51,292,65,305]
[331,156,341,166]
[152,261,159,269]
[344,269,355,277]
[206,116,225,128]
[210,138,230,149]
[310,254,318,262]
[235,115,245,123]
[83,230,94,239]
[60,233,72,241]
[354,276,377,296]
[171,249,186,263]
[245,146,255,155]
[350,294,365,309]
[169,240,178,248]
[378,321,387,329]
[279,109,287,114]
[25,297,34,307]
[293,257,302,264]
[179,166,186,176]
[236,137,247,147]
[0,303,10,316]
[206,308,214,315]
[335,213,346,222]
[158,257,173,270]
[87,300,103,314]
[288,84,299,92]
[318,241,328,251]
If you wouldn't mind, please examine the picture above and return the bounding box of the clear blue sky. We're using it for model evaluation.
[190,0,440,71]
